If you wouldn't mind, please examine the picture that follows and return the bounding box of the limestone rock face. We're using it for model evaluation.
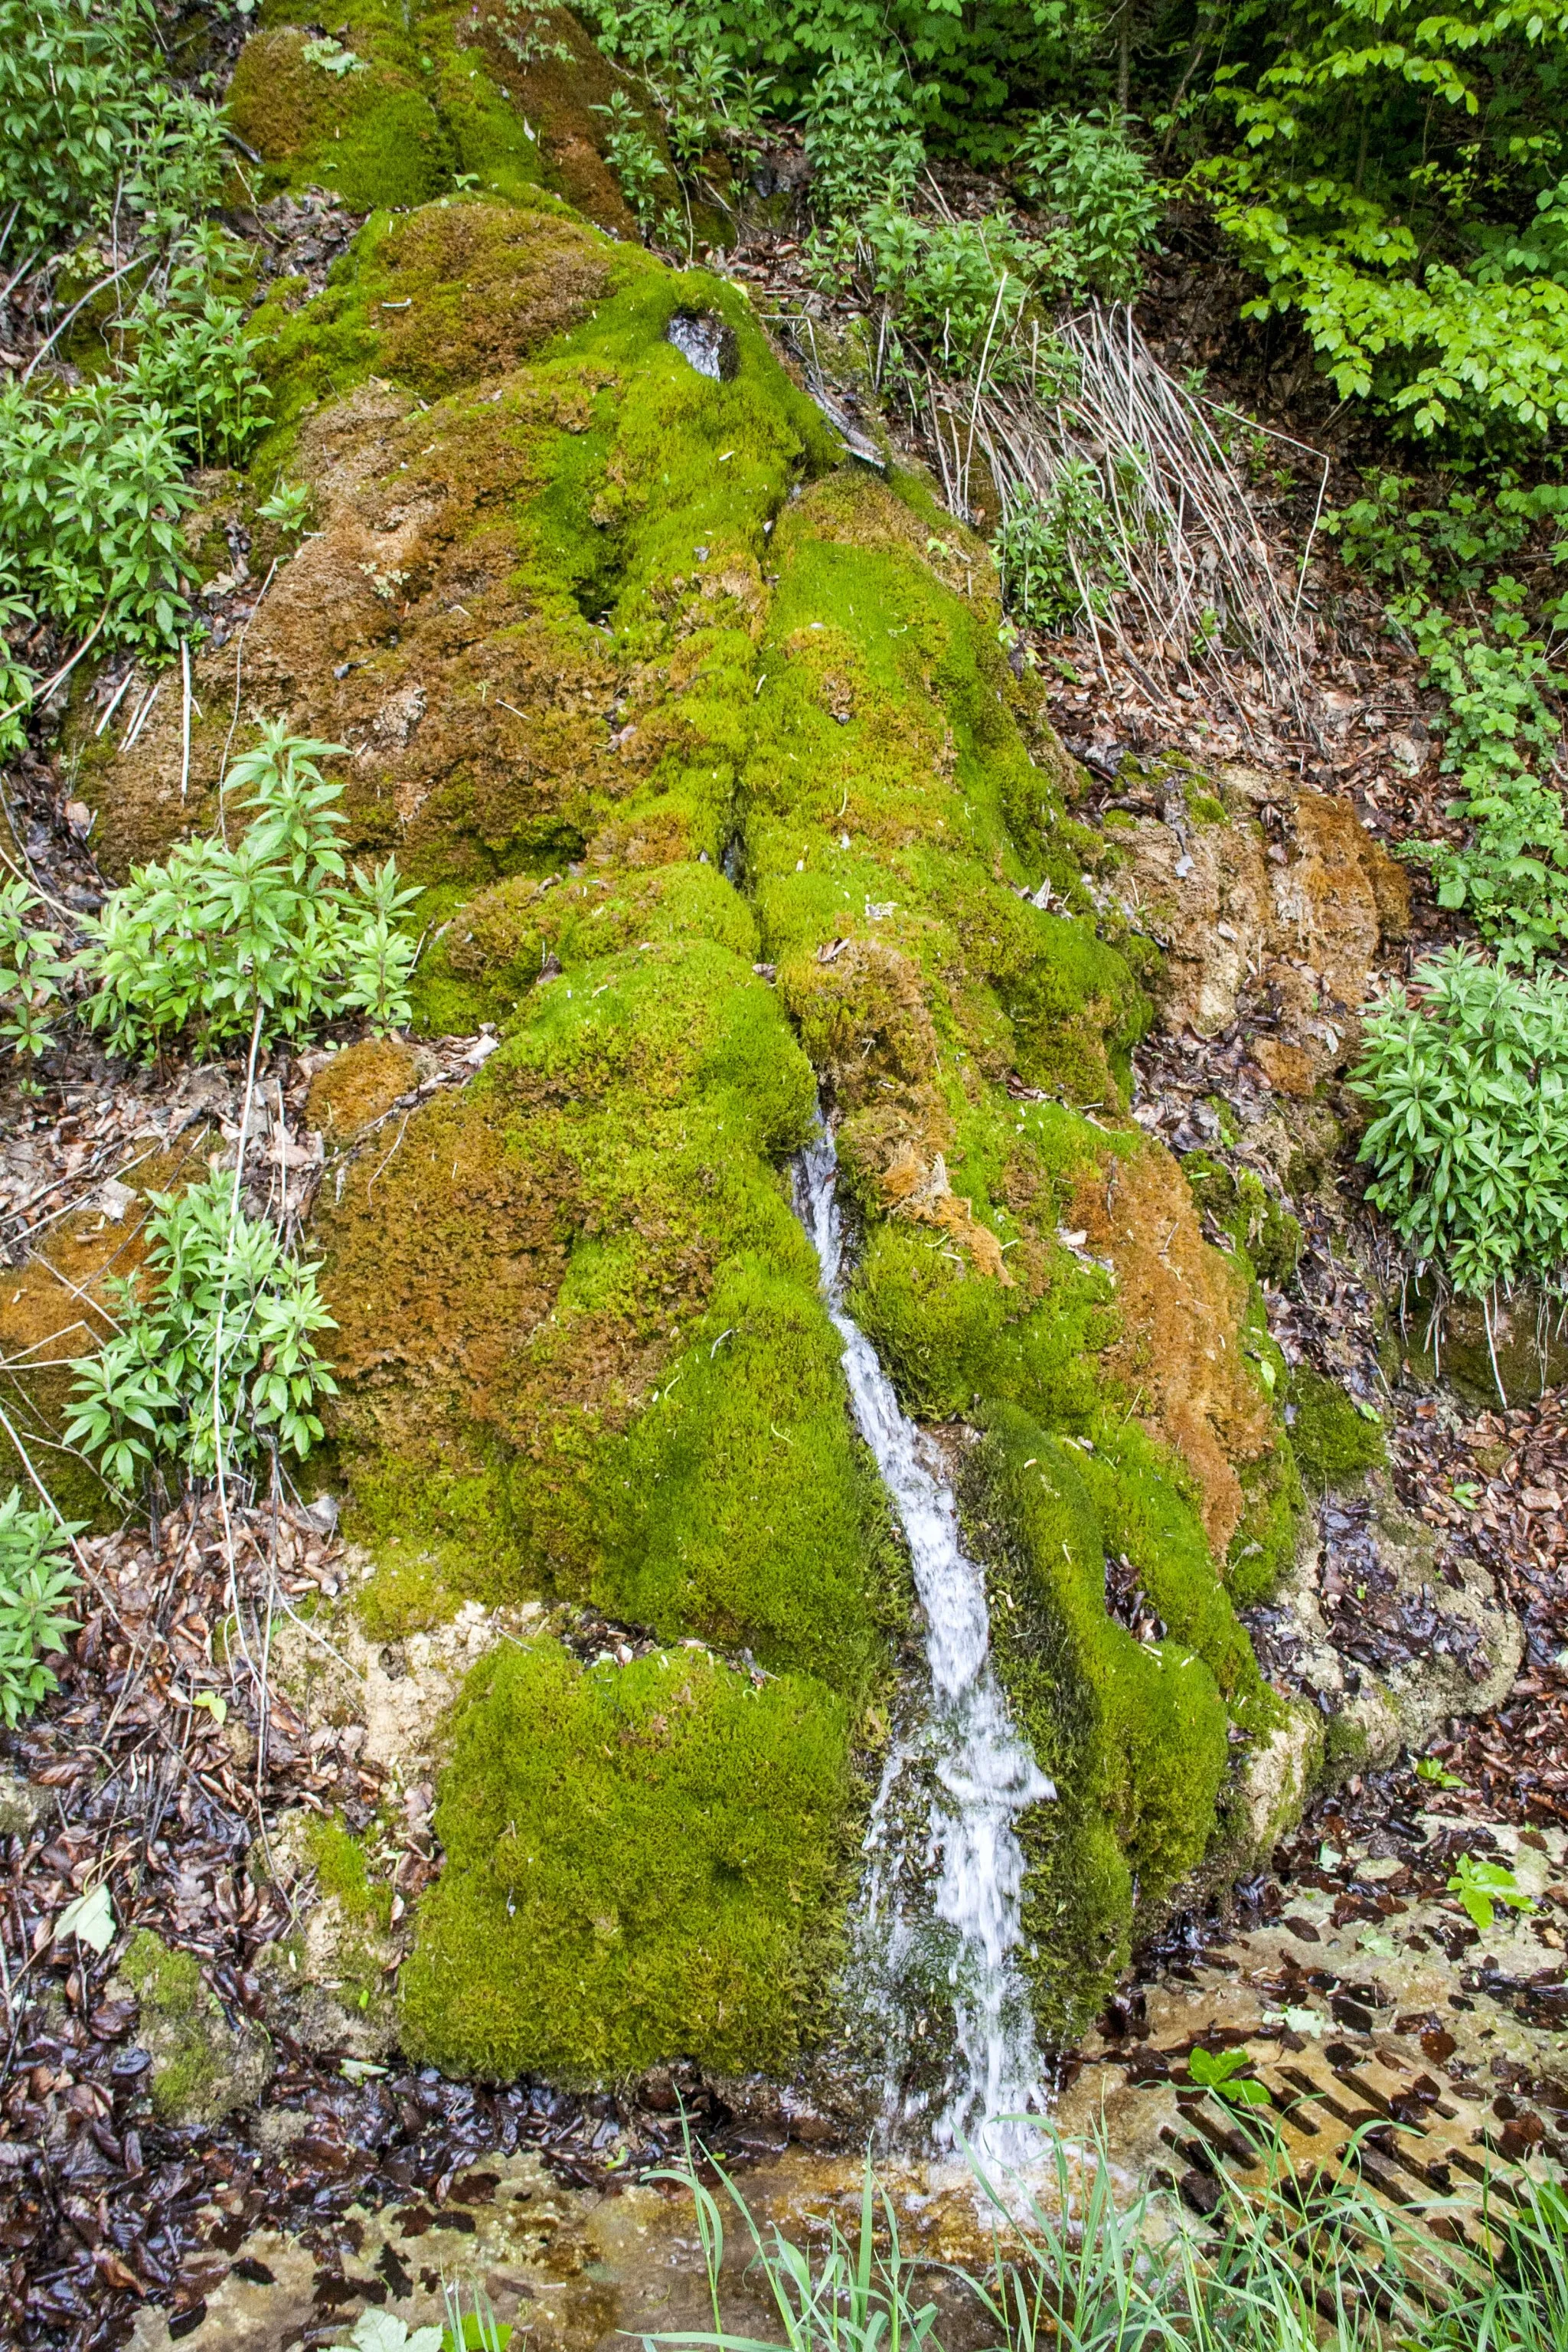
[1102,763,1410,1093]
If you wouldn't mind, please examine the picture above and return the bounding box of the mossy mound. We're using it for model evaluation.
[400,1635,851,2080]
[105,162,1305,2077]
[961,1412,1232,2044]
[227,0,639,230]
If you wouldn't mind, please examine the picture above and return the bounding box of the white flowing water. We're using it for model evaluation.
[793,1128,1054,2164]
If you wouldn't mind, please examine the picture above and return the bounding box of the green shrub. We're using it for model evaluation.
[858,205,1057,380]
[65,1174,338,1491]
[801,54,923,220]
[1351,947,1568,1300]
[0,0,225,246]
[995,462,1130,629]
[80,722,421,1060]
[0,380,194,652]
[1398,590,1568,959]
[592,88,674,231]
[1012,109,1161,299]
[0,1488,80,1726]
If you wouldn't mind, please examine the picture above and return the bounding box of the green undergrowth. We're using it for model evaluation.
[400,1635,851,2080]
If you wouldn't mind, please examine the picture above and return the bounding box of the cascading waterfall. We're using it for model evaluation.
[793,1125,1054,2164]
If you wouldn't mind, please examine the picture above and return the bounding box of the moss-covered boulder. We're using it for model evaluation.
[227,0,644,230]
[400,1637,852,2080]
[74,80,1306,2076]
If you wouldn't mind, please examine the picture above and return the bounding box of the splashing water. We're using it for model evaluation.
[793,1126,1054,2164]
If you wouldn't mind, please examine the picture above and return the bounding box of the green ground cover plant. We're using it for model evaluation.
[0,880,69,1084]
[80,722,420,1059]
[65,1172,337,1491]
[0,1487,80,1726]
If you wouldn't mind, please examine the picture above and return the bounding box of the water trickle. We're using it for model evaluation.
[793,1125,1054,2164]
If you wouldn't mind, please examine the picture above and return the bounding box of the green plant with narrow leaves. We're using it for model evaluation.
[0,1487,80,1726]
[801,54,923,220]
[1013,108,1162,299]
[0,0,226,247]
[0,877,69,1083]
[80,723,422,1060]
[1351,948,1568,1305]
[592,89,673,230]
[66,1173,338,1491]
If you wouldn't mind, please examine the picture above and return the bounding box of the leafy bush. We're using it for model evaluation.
[1328,472,1568,958]
[995,462,1130,628]
[0,878,68,1082]
[0,379,194,651]
[1351,948,1568,1302]
[0,0,225,246]
[802,54,923,220]
[1194,3,1568,443]
[855,204,1060,377]
[1401,591,1568,959]
[1013,109,1161,299]
[80,723,422,1060]
[0,1488,80,1726]
[592,89,674,232]
[0,234,268,658]
[66,1174,338,1489]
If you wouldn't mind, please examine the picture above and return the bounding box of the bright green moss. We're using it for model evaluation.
[120,1931,228,2122]
[400,1636,852,2080]
[230,0,562,215]
[849,1220,1115,1428]
[962,1406,1231,2047]
[305,1817,394,1930]
[1227,1436,1305,1609]
[1288,1364,1387,1490]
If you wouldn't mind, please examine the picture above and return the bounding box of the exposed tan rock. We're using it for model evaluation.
[1104,764,1410,1093]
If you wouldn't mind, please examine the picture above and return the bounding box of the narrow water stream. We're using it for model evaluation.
[792,1127,1053,2162]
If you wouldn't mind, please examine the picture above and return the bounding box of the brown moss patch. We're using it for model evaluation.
[1070,1141,1273,1555]
[459,5,647,236]
[305,1038,420,1139]
[368,202,610,400]
[779,940,939,1108]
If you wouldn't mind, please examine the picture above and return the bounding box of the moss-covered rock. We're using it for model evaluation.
[1287,1364,1387,1491]
[119,1929,273,2125]
[95,156,1302,2080]
[227,1,639,228]
[400,1635,852,2079]
[959,1411,1232,2045]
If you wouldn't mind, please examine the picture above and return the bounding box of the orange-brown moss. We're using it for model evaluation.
[305,1038,420,1139]
[1070,1141,1274,1558]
